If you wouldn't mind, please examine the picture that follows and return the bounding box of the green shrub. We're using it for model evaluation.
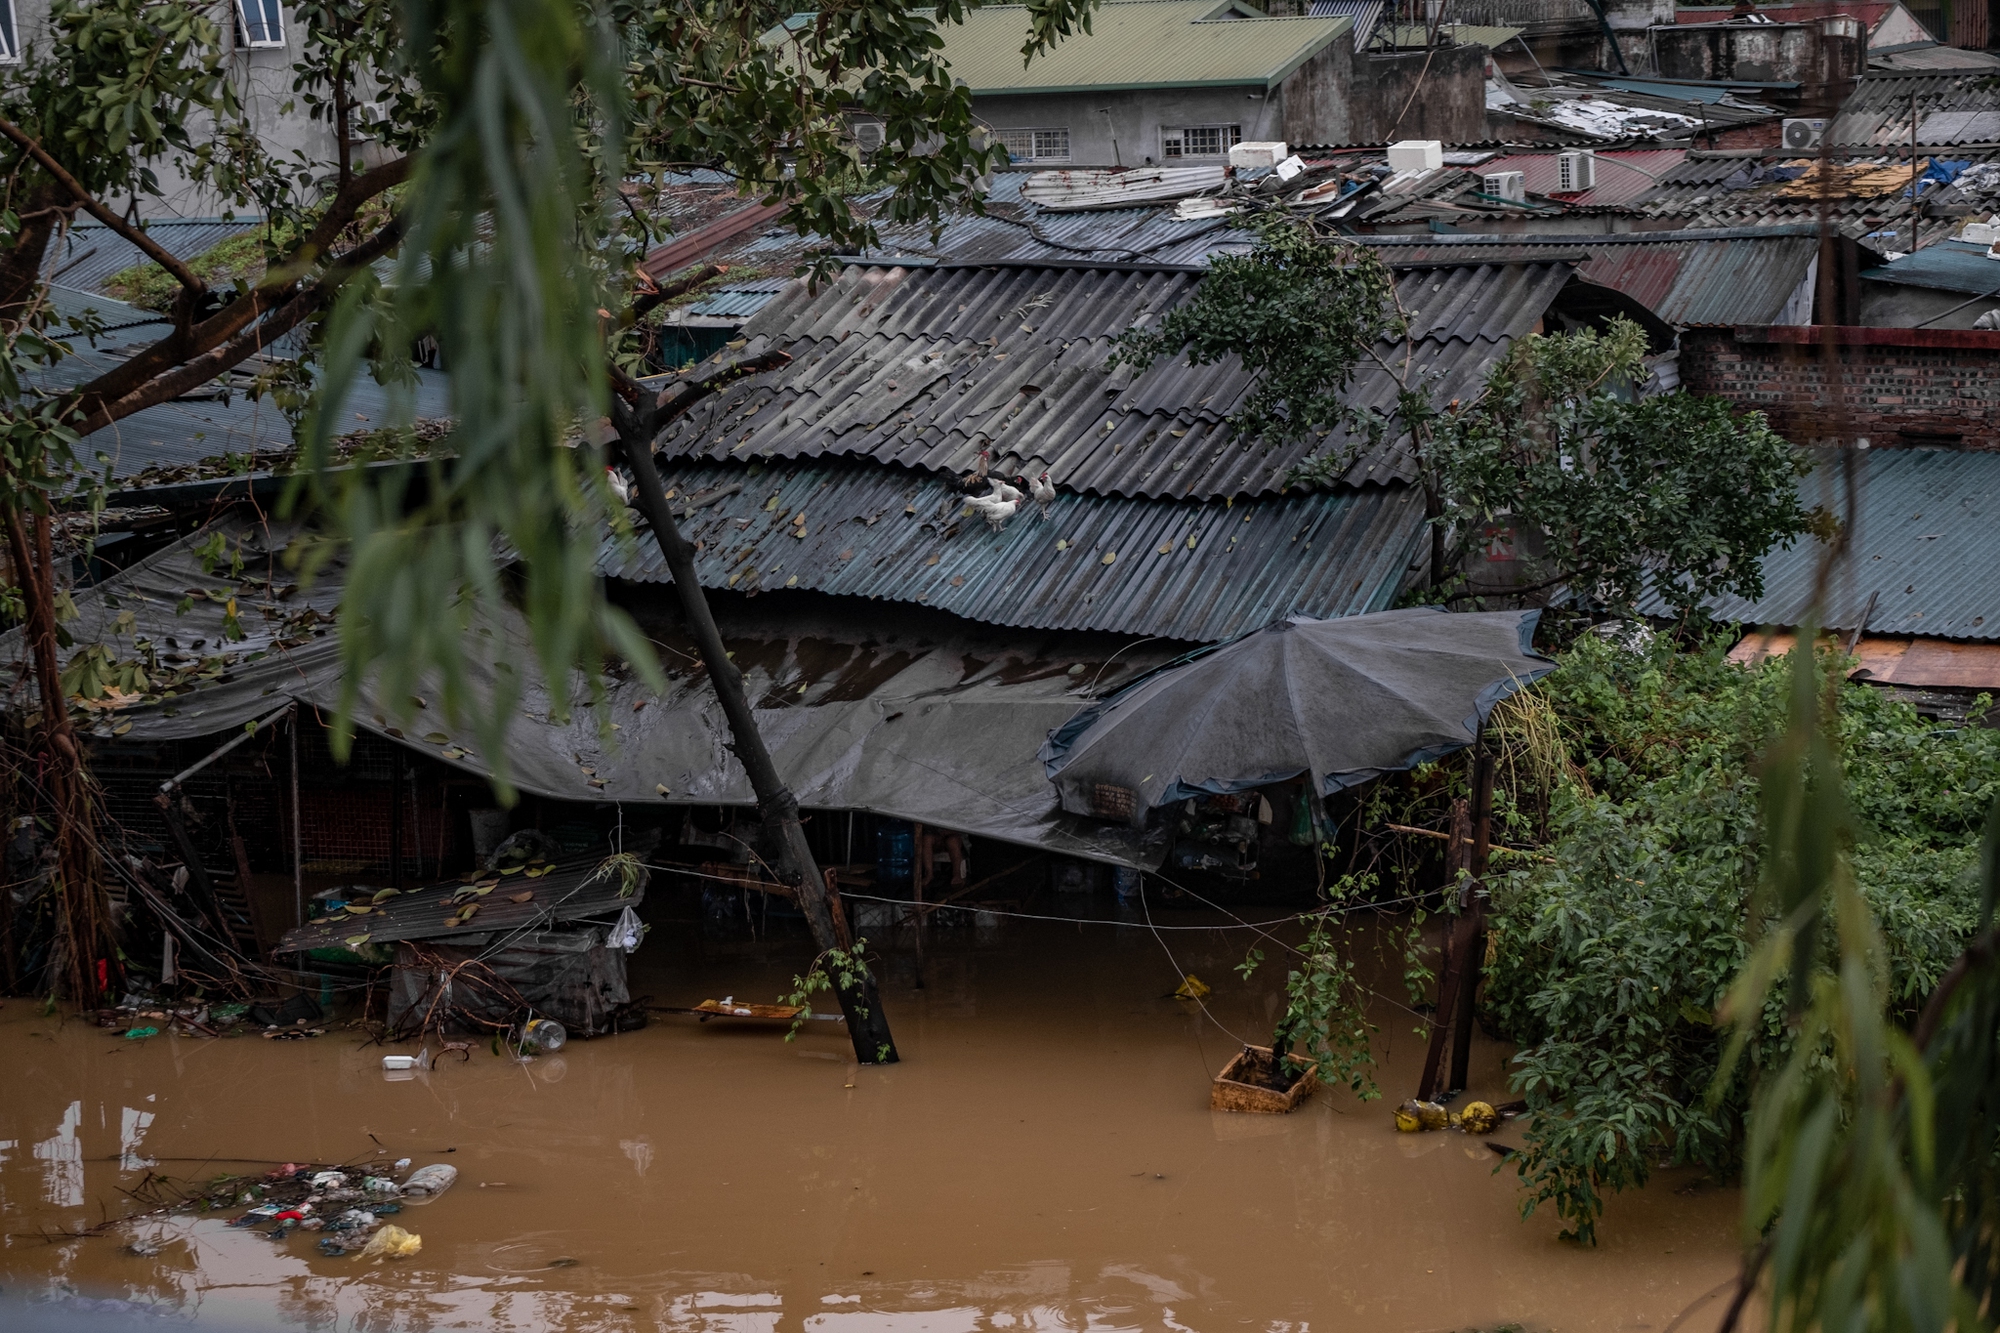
[102,229,286,310]
[1484,633,1999,1242]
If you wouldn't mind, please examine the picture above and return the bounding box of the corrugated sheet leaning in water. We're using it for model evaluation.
[602,460,1429,643]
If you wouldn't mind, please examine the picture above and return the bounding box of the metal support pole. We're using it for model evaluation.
[290,707,303,927]
[389,752,406,891]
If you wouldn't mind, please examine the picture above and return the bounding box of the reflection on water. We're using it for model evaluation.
[33,1100,81,1209]
[0,908,1744,1331]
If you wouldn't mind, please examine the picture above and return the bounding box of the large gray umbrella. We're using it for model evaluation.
[1041,608,1555,825]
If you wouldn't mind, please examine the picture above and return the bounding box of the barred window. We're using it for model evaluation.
[997,127,1071,163]
[1162,125,1241,159]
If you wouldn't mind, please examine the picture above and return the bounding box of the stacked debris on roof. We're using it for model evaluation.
[1631,149,1993,242]
[1486,68,1785,144]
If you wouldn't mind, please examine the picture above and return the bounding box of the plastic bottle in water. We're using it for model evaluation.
[521,1017,567,1053]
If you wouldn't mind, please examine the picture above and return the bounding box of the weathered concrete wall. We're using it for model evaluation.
[1283,41,1487,146]
[16,0,342,218]
[972,86,1285,168]
[1681,325,2000,448]
[1651,18,1865,113]
[1861,280,2000,331]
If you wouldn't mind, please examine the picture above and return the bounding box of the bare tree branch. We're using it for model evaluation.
[0,116,206,296]
[67,220,404,436]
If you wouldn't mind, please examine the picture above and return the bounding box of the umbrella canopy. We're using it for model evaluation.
[1041,608,1555,825]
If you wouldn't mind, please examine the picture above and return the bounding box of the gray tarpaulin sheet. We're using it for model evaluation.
[1042,608,1556,820]
[2,516,1165,867]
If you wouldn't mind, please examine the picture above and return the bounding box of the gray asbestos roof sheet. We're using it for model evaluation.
[606,459,1428,642]
[655,260,1576,500]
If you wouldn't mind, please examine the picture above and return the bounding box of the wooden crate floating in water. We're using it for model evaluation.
[1212,1046,1318,1114]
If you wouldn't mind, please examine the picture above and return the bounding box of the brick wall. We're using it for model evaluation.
[1681,325,2000,449]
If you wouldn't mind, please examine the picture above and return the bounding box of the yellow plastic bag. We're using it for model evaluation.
[358,1225,422,1260]
[1394,1099,1449,1132]
[1173,975,1212,1001]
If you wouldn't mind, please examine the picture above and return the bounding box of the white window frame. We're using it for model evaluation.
[1161,124,1241,160]
[233,0,287,49]
[0,0,20,65]
[997,127,1072,164]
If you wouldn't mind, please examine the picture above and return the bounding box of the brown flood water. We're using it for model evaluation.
[0,902,1746,1332]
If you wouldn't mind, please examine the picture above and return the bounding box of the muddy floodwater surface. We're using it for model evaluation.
[1,906,1745,1332]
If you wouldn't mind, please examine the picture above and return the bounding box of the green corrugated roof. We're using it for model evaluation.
[936,0,1353,94]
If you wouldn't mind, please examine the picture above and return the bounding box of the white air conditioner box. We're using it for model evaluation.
[1386,139,1444,174]
[1481,170,1527,202]
[1556,149,1596,192]
[1229,141,1289,169]
[1783,117,1827,151]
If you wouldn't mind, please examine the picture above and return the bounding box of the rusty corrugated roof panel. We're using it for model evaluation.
[1363,227,1821,326]
[653,260,1577,499]
[605,459,1427,642]
[1647,447,2000,640]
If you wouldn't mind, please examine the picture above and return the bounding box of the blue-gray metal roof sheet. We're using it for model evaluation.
[41,218,260,296]
[1861,238,2000,295]
[1659,447,2000,640]
[656,259,1581,500]
[605,459,1427,642]
[684,277,795,319]
[31,321,451,483]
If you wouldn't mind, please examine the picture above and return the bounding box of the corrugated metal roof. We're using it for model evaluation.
[1476,148,1688,207]
[44,283,170,334]
[1663,447,2000,640]
[1873,43,2000,70]
[1020,166,1228,211]
[604,459,1427,642]
[1630,150,1989,240]
[931,0,1352,94]
[685,277,794,319]
[1307,0,1384,47]
[1362,226,1821,326]
[1830,70,2000,146]
[278,853,648,952]
[653,259,1583,500]
[1861,237,2000,294]
[32,321,451,483]
[42,218,261,297]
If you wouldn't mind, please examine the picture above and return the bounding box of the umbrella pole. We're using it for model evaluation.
[1416,743,1495,1100]
[1448,745,1496,1093]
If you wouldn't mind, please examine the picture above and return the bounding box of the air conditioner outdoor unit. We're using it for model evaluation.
[854,121,886,153]
[1783,117,1828,151]
[1556,150,1595,193]
[1481,170,1527,203]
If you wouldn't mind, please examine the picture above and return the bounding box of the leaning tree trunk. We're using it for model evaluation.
[612,430,899,1065]
[3,505,117,1002]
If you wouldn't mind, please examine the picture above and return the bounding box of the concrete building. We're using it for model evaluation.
[6,0,339,217]
[901,0,1488,163]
